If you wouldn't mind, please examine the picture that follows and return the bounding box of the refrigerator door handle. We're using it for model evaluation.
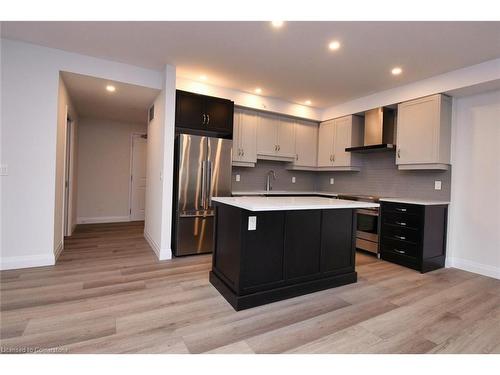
[200,160,207,209]
[207,160,212,207]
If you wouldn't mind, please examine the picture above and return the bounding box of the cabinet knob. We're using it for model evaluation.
[202,114,206,124]
[207,114,210,124]
[397,148,401,158]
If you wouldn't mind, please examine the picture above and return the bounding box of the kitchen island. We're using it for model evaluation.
[209,196,379,310]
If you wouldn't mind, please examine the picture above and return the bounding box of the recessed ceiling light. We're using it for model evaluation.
[271,21,284,28]
[391,67,403,75]
[199,75,207,81]
[106,85,116,92]
[305,100,312,105]
[255,88,262,94]
[328,40,341,51]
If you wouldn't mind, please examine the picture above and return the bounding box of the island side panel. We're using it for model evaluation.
[212,203,243,291]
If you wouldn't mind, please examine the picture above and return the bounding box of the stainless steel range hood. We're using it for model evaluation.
[346,107,396,153]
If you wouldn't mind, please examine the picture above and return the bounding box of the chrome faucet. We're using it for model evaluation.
[266,170,277,192]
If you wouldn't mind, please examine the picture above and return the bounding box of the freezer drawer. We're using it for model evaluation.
[176,216,214,256]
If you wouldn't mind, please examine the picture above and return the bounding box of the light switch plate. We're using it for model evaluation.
[235,174,241,182]
[248,216,257,231]
[0,164,7,176]
[434,180,442,190]
[292,176,296,184]
[330,177,335,185]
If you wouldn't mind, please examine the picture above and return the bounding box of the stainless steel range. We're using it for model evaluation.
[338,194,380,257]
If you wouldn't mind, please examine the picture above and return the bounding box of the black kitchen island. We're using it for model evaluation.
[209,196,379,310]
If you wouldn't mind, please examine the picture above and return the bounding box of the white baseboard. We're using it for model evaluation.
[144,229,160,258]
[447,257,500,280]
[1,253,55,271]
[77,216,130,224]
[143,230,172,260]
[54,241,64,261]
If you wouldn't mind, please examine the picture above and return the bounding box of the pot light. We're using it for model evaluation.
[391,67,403,75]
[305,100,312,105]
[106,85,116,92]
[271,21,284,28]
[254,88,262,94]
[328,40,341,51]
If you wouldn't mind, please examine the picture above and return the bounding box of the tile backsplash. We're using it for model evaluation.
[232,152,451,200]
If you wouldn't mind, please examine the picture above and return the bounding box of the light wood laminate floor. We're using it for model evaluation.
[1,221,499,354]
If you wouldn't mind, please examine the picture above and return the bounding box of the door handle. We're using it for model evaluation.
[396,207,407,212]
[202,114,206,125]
[396,221,407,226]
[397,148,401,158]
[394,249,406,254]
[207,114,210,124]
[200,161,206,208]
[277,145,280,151]
[394,235,406,240]
[207,161,212,206]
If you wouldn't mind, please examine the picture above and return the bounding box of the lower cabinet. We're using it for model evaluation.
[210,204,357,310]
[380,202,448,273]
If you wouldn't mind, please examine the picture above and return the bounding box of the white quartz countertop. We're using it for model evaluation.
[231,190,339,197]
[380,198,450,205]
[212,196,379,211]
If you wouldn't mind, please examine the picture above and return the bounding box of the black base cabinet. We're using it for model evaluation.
[380,202,448,273]
[210,203,357,310]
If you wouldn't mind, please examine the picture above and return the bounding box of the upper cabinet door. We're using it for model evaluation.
[276,118,296,157]
[396,94,451,170]
[205,97,234,133]
[232,111,242,162]
[239,109,258,163]
[175,90,205,129]
[332,116,353,167]
[294,120,318,167]
[317,120,335,167]
[257,113,278,156]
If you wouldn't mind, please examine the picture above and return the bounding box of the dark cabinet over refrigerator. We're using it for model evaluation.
[175,90,234,137]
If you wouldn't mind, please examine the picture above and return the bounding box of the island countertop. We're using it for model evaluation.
[211,196,379,211]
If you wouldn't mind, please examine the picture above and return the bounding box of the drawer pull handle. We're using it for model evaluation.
[395,235,406,240]
[396,208,407,212]
[394,249,406,254]
[396,221,407,226]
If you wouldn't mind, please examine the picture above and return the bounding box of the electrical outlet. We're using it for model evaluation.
[434,180,442,190]
[0,164,8,176]
[248,216,257,231]
[235,174,240,182]
[330,177,335,185]
[292,176,296,184]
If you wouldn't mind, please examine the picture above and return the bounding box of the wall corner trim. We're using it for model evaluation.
[144,229,161,258]
[0,253,56,271]
[54,241,64,261]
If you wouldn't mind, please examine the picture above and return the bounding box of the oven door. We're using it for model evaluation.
[356,208,379,242]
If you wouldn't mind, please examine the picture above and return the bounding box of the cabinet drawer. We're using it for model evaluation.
[382,202,423,216]
[382,211,421,230]
[380,238,418,258]
[382,224,420,244]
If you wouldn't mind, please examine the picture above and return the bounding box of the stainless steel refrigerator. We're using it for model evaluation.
[172,134,232,256]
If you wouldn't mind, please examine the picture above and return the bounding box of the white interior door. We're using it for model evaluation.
[130,134,147,221]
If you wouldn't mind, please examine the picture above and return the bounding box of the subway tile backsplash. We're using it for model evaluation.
[232,152,451,200]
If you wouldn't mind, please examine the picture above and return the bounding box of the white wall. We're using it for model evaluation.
[321,58,500,121]
[76,118,147,224]
[447,90,500,279]
[144,65,176,260]
[177,76,322,121]
[0,39,164,270]
[54,76,78,259]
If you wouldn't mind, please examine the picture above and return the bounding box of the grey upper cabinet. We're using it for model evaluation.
[289,119,318,170]
[396,94,452,170]
[256,113,296,161]
[233,109,257,167]
[317,115,363,171]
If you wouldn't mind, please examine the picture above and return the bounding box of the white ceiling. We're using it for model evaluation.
[61,71,160,123]
[3,21,500,108]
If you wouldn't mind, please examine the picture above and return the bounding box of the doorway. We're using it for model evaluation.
[129,133,147,221]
